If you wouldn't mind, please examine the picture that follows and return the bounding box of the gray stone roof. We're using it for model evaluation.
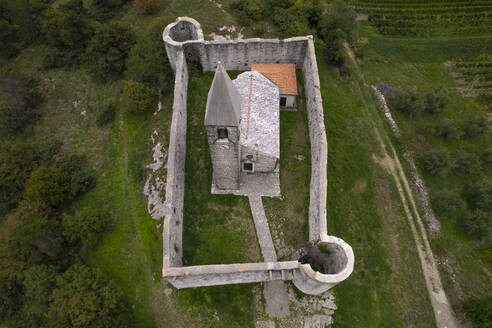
[204,62,242,126]
[233,71,280,158]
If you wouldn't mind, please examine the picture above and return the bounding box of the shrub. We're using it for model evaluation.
[435,119,460,139]
[87,0,126,20]
[62,207,111,247]
[424,87,448,115]
[464,297,492,328]
[431,190,465,217]
[0,75,39,137]
[0,139,41,216]
[148,15,174,38]
[462,210,491,240]
[482,147,492,167]
[419,148,449,175]
[467,179,492,212]
[452,151,481,175]
[21,264,57,326]
[85,22,135,82]
[135,0,160,15]
[48,263,129,327]
[40,1,94,66]
[394,89,425,116]
[24,166,70,208]
[56,154,95,199]
[0,2,20,58]
[463,116,488,139]
[318,0,356,66]
[96,102,116,127]
[122,80,156,113]
[125,37,172,93]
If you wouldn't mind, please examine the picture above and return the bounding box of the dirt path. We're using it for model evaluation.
[343,43,458,327]
[372,130,458,328]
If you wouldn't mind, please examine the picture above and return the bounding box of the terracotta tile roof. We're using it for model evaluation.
[251,64,298,95]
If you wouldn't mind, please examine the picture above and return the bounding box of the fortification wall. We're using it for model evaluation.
[162,50,188,268]
[301,39,328,242]
[161,17,353,294]
[164,261,299,288]
[192,38,308,71]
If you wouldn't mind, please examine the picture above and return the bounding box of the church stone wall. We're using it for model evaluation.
[207,126,241,189]
[240,146,278,173]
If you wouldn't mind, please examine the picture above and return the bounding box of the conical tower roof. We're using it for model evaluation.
[205,62,242,126]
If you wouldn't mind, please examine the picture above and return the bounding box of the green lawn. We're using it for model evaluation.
[263,70,311,258]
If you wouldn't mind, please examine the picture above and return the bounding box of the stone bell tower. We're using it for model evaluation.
[204,62,242,190]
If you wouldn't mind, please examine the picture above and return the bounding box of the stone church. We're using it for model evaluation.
[205,62,296,192]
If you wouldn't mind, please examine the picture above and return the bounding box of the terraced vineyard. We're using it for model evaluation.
[448,59,492,96]
[350,0,492,36]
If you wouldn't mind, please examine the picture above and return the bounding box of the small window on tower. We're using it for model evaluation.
[243,162,253,172]
[217,128,228,139]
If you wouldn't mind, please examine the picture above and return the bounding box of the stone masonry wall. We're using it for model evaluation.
[190,38,308,72]
[162,50,188,268]
[207,126,241,189]
[301,39,328,242]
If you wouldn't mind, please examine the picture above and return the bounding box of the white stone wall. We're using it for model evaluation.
[162,50,188,268]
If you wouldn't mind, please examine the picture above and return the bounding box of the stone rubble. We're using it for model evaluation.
[143,129,168,220]
[373,85,442,237]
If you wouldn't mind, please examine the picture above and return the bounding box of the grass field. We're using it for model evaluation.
[313,51,436,327]
[357,18,492,325]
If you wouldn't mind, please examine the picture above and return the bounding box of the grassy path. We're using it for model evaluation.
[86,107,161,327]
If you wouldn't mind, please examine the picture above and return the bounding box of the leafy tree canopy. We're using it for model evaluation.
[125,37,172,93]
[122,80,156,112]
[24,166,70,208]
[48,263,129,328]
[85,22,135,82]
[63,206,111,247]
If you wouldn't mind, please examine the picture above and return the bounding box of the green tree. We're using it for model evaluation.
[431,190,466,217]
[87,0,126,20]
[453,151,481,175]
[2,0,47,47]
[462,209,491,240]
[48,263,129,328]
[85,22,135,82]
[467,178,492,212]
[0,139,41,216]
[419,148,449,175]
[135,0,160,15]
[424,87,448,115]
[465,297,492,328]
[125,37,172,93]
[394,89,425,117]
[464,116,489,139]
[56,154,95,199]
[21,264,57,326]
[122,80,156,112]
[41,0,94,66]
[63,207,111,247]
[435,119,460,139]
[24,166,70,208]
[0,74,39,137]
[0,1,20,57]
[318,0,356,65]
